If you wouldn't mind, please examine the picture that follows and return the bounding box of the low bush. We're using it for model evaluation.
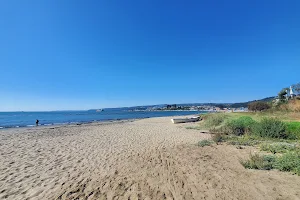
[242,150,300,175]
[241,153,275,170]
[252,118,288,139]
[226,135,260,146]
[286,121,300,139]
[225,116,256,136]
[198,139,214,147]
[260,142,297,154]
[274,151,300,175]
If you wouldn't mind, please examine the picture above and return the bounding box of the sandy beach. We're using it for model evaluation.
[1,116,300,200]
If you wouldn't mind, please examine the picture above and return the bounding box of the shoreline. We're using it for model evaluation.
[0,114,199,131]
[0,118,137,132]
[0,111,203,130]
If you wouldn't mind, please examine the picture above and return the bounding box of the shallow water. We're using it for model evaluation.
[0,110,204,128]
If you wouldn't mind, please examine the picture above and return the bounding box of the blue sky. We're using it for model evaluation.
[0,0,299,111]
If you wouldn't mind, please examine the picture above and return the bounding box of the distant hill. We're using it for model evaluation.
[230,97,276,108]
[88,105,163,112]
[88,97,276,111]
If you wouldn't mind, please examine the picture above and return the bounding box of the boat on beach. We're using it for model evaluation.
[171,116,200,124]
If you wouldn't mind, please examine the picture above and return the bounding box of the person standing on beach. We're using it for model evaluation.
[36,119,39,126]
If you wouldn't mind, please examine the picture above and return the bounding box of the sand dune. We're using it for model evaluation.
[0,117,299,200]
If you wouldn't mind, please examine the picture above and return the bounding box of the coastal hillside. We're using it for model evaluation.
[230,97,276,108]
[89,97,276,111]
[279,99,300,112]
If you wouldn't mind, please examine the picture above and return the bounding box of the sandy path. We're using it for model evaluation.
[1,116,300,200]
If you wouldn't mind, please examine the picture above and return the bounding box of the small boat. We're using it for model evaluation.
[171,116,200,124]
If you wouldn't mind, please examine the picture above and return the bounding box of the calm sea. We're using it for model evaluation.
[0,110,205,129]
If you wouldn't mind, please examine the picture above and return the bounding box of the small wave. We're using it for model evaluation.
[15,126,19,128]
[0,127,3,129]
[26,125,35,127]
[43,124,53,126]
[53,122,68,125]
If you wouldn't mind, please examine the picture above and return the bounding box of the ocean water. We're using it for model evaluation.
[0,110,205,129]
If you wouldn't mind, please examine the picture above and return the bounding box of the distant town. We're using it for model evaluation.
[127,104,247,112]
[89,96,282,113]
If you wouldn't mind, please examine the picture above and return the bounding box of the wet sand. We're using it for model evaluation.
[0,116,299,200]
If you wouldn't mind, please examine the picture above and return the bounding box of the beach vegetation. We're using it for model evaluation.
[241,153,275,170]
[196,91,300,176]
[242,151,300,175]
[225,116,256,136]
[226,135,260,146]
[260,142,298,154]
[252,118,288,139]
[286,121,300,139]
[198,139,214,147]
[202,113,227,127]
[198,112,300,140]
[274,151,300,175]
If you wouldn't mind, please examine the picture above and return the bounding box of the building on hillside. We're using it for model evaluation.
[290,86,296,99]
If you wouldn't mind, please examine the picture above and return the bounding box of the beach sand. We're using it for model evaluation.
[0,116,299,200]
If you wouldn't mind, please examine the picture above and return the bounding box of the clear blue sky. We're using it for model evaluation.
[0,0,299,111]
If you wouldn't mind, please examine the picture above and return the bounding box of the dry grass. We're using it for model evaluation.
[287,100,300,112]
[278,100,300,116]
[225,110,300,122]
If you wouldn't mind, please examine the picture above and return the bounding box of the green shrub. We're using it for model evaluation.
[242,151,300,175]
[198,139,214,147]
[274,151,300,175]
[294,166,300,175]
[241,153,275,170]
[260,142,297,154]
[252,118,288,139]
[286,122,300,139]
[225,116,256,135]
